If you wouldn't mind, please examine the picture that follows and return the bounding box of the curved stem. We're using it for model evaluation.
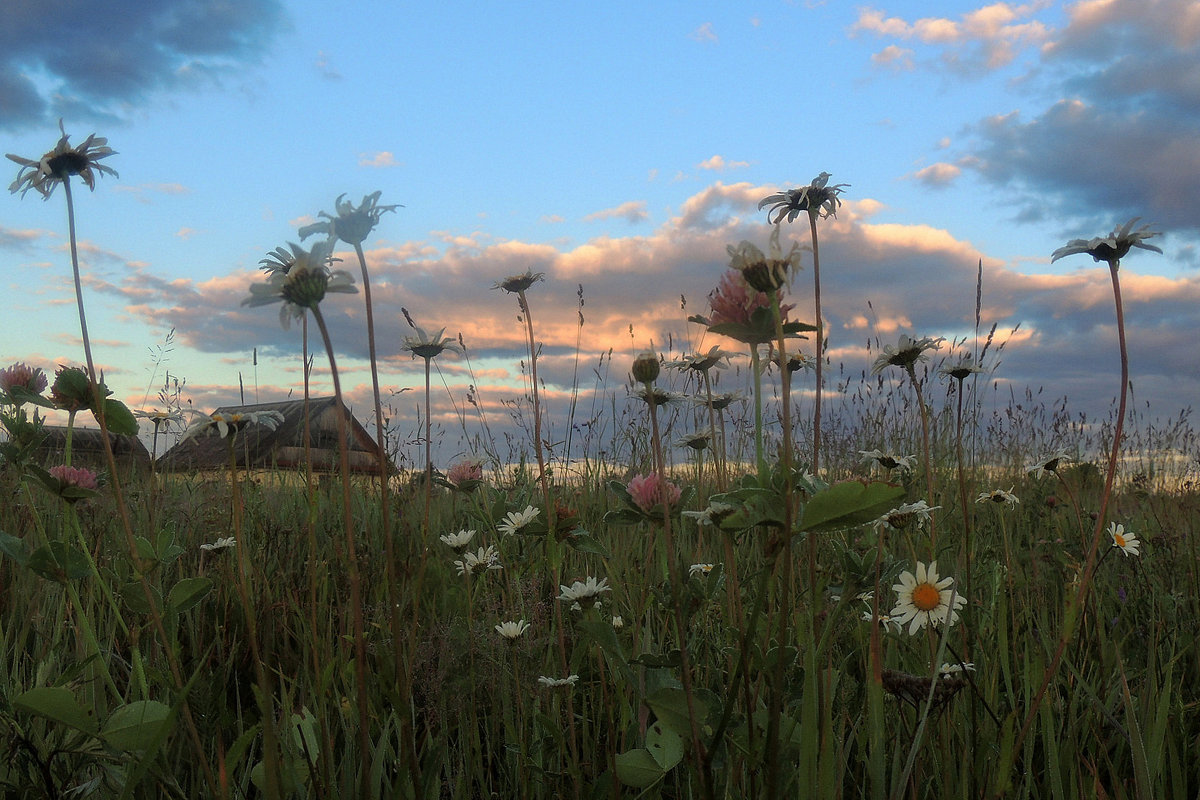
[808,212,823,474]
[519,290,552,517]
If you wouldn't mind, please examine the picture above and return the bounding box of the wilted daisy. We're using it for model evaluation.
[726,238,802,293]
[890,561,966,635]
[1026,448,1073,477]
[1108,522,1141,557]
[243,240,356,329]
[402,326,463,360]
[666,345,735,374]
[682,500,736,528]
[199,537,237,552]
[453,545,502,577]
[631,386,685,408]
[493,270,544,294]
[758,172,849,224]
[537,675,580,689]
[438,529,477,553]
[689,563,717,579]
[976,487,1019,508]
[558,576,611,609]
[1050,218,1162,266]
[871,334,944,375]
[704,391,745,412]
[871,500,940,533]
[859,449,917,471]
[299,191,400,246]
[181,409,285,441]
[676,433,711,451]
[498,505,540,536]
[7,120,118,199]
[494,620,530,640]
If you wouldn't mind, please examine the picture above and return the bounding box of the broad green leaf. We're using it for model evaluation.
[646,721,684,770]
[646,687,694,740]
[15,687,100,734]
[168,577,213,614]
[100,398,138,436]
[102,701,172,752]
[798,480,904,533]
[564,531,610,558]
[28,542,92,584]
[713,487,786,530]
[0,531,29,566]
[614,748,664,788]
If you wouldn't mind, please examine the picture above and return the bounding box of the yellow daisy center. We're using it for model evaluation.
[911,582,941,612]
[1114,533,1126,547]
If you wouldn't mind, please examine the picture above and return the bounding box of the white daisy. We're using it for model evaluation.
[494,620,530,640]
[498,505,540,536]
[199,537,236,552]
[859,449,917,471]
[537,675,579,688]
[689,563,717,579]
[453,545,502,577]
[976,487,1019,508]
[557,576,611,608]
[1108,522,1141,557]
[890,561,967,635]
[871,500,940,534]
[438,529,477,552]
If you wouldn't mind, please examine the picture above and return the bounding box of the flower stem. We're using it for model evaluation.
[808,211,824,474]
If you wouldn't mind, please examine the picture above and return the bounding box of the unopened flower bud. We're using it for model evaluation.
[632,352,660,384]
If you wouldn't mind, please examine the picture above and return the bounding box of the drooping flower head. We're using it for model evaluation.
[1026,448,1073,478]
[181,409,285,441]
[758,172,849,224]
[976,487,1019,508]
[402,325,463,361]
[1108,522,1141,557]
[890,560,966,634]
[666,345,735,374]
[243,240,357,329]
[676,433,711,451]
[7,120,118,199]
[727,238,802,294]
[299,191,401,246]
[627,473,682,514]
[493,271,545,294]
[859,449,917,472]
[871,500,939,534]
[872,335,944,375]
[938,354,987,383]
[1051,218,1162,267]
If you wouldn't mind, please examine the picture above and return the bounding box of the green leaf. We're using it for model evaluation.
[798,480,905,533]
[564,531,610,558]
[100,398,138,436]
[0,531,29,567]
[646,721,684,770]
[614,748,664,788]
[28,542,92,584]
[120,580,162,615]
[646,687,694,740]
[168,577,213,614]
[14,687,100,734]
[714,487,787,530]
[102,701,172,752]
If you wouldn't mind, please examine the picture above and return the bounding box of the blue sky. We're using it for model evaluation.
[3,1,1199,468]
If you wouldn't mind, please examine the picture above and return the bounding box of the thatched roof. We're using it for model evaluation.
[35,425,152,470]
[157,397,389,474]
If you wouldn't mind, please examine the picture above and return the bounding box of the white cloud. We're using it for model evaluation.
[690,22,718,43]
[584,201,649,224]
[911,162,962,187]
[358,151,398,168]
[698,155,751,172]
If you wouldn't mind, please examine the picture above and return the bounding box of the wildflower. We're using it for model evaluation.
[49,366,96,413]
[862,610,904,634]
[871,334,944,375]
[631,352,661,384]
[676,433,710,451]
[872,500,940,534]
[439,529,477,552]
[537,675,580,688]
[299,191,400,246]
[707,268,772,329]
[611,615,625,629]
[493,271,544,294]
[627,473,682,514]
[704,391,745,412]
[726,239,801,293]
[689,563,717,579]
[859,449,917,471]
[494,620,530,640]
[446,459,484,489]
[976,487,1019,508]
[1050,218,1162,266]
[890,561,967,635]
[48,464,99,492]
[453,545,502,577]
[1108,522,1141,557]
[200,537,237,552]
[181,409,285,441]
[666,345,735,374]
[939,354,987,382]
[1026,448,1073,477]
[631,386,684,407]
[558,576,611,609]
[682,501,736,528]
[497,505,540,536]
[7,120,118,199]
[242,240,357,329]
[0,362,48,398]
[758,172,849,224]
[402,325,463,360]
[938,662,976,676]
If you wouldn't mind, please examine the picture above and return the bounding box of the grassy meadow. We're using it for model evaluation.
[2,140,1196,798]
